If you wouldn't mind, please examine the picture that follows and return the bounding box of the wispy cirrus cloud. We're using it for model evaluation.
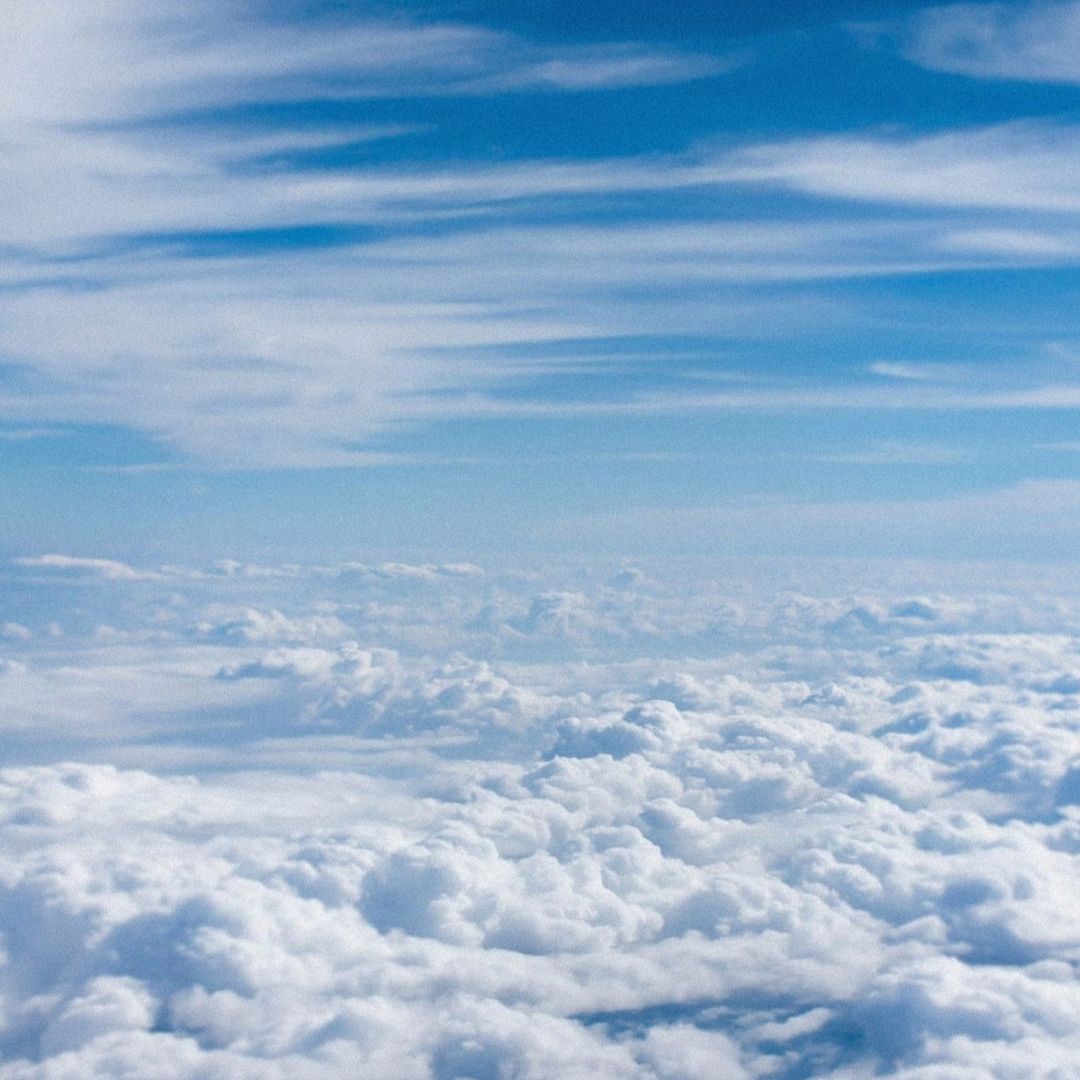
[455,379,1080,422]
[0,1,728,257]
[3,209,1080,464]
[905,0,1080,84]
[2,210,1077,465]
[812,439,971,465]
[15,122,1080,254]
[0,427,68,441]
[2,0,727,127]
[724,121,1080,213]
[6,2,1080,470]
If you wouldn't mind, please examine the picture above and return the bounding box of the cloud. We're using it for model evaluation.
[193,608,352,646]
[0,428,68,442]
[0,3,739,469]
[813,440,969,465]
[5,3,1080,474]
[906,0,1080,84]
[725,121,1080,213]
[13,555,162,582]
[868,360,969,381]
[3,562,1080,1072]
[339,562,484,583]
[1,0,726,127]
[6,0,1080,470]
[4,211,1079,465]
[6,2,1080,467]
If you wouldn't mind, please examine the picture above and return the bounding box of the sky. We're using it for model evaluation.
[8,4,1080,1078]
[5,0,1080,563]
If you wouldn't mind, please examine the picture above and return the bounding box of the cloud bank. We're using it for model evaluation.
[2,559,1080,1075]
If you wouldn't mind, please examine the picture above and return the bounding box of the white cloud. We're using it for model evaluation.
[339,562,484,583]
[869,360,969,381]
[0,0,725,127]
[5,2,1080,468]
[3,563,1080,1072]
[2,216,1077,465]
[193,608,352,646]
[907,0,1080,84]
[936,225,1076,255]
[5,4,1080,468]
[0,2,742,468]
[726,121,1080,213]
[813,439,969,465]
[13,555,162,582]
[0,429,68,442]
[6,2,1080,467]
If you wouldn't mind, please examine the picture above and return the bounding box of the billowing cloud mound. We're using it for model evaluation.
[2,557,1080,1076]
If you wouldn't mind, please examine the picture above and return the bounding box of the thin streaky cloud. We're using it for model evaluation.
[1,0,1079,540]
[1,210,1079,466]
[724,121,1080,213]
[868,361,974,381]
[1,0,728,126]
[13,554,163,581]
[813,441,971,465]
[406,380,1080,422]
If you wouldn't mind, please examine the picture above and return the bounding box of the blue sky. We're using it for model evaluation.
[10,9,1080,1074]
[5,0,1080,563]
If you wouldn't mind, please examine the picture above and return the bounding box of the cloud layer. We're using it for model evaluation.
[2,558,1080,1075]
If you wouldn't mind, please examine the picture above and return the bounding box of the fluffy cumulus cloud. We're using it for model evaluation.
[1,558,1080,1075]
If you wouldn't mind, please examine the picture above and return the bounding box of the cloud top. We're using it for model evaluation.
[2,559,1080,1073]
